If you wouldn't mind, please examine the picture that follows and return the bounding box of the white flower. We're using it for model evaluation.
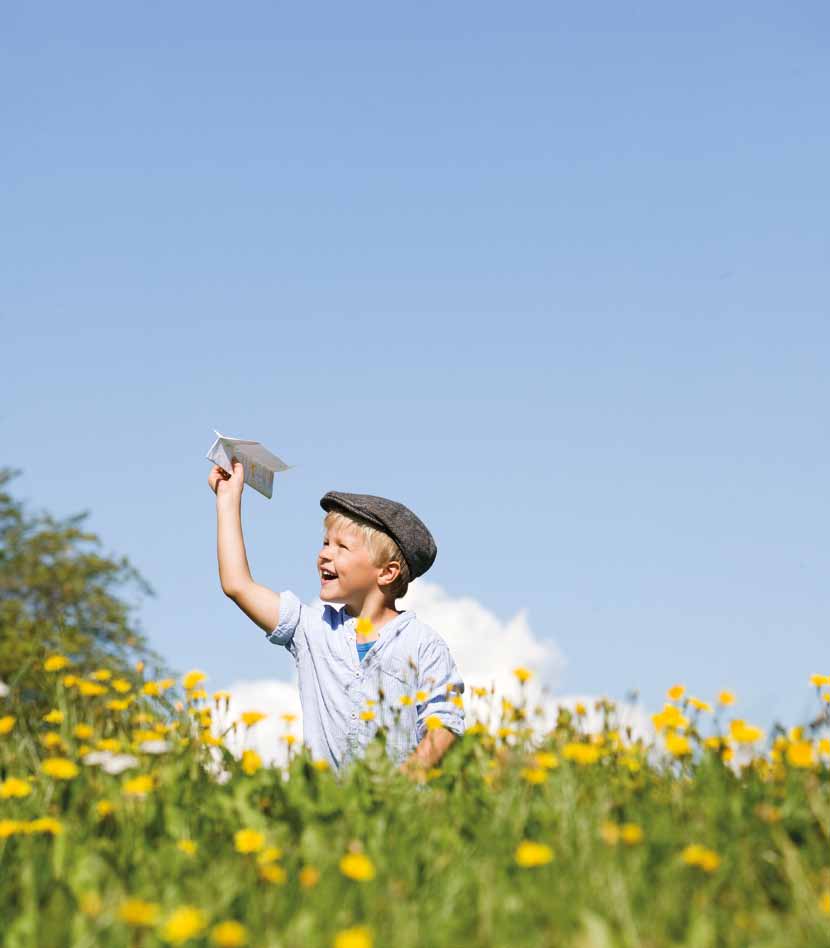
[82,751,139,774]
[0,680,9,698]
[138,739,171,755]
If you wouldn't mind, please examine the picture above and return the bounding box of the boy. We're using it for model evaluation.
[208,459,465,778]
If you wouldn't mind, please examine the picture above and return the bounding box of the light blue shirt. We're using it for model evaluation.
[266,590,466,772]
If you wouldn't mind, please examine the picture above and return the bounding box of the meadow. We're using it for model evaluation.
[3,657,830,948]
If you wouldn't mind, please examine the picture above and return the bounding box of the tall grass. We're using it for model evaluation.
[2,660,830,947]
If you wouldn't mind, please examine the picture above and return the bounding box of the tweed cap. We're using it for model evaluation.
[320,490,437,579]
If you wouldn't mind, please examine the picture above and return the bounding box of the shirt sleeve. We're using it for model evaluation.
[415,637,466,742]
[265,590,303,650]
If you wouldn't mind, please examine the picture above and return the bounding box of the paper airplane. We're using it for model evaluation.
[206,430,292,499]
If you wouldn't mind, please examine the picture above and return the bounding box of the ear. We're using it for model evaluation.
[377,560,402,588]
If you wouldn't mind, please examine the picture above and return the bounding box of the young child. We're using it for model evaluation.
[208,459,465,777]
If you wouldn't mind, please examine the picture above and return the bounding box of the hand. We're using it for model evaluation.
[208,458,245,501]
[398,758,429,784]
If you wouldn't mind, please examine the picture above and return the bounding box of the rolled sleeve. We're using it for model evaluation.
[265,590,302,648]
[415,638,466,742]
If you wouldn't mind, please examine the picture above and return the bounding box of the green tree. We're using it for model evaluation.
[0,466,172,708]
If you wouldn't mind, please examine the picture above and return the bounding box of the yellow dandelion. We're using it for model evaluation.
[108,699,132,711]
[0,777,32,799]
[73,724,94,739]
[533,751,559,769]
[0,716,15,735]
[241,749,262,776]
[182,670,207,691]
[313,759,330,771]
[600,821,620,845]
[359,710,375,721]
[90,669,112,681]
[333,926,373,948]
[651,704,689,732]
[111,678,132,693]
[25,817,64,835]
[119,898,159,927]
[820,891,830,916]
[62,674,78,687]
[682,844,721,872]
[96,737,122,752]
[41,757,78,780]
[425,715,444,731]
[42,708,64,724]
[161,906,207,945]
[620,823,644,845]
[562,743,600,765]
[513,666,532,683]
[415,690,428,702]
[399,695,413,706]
[280,712,297,722]
[234,829,265,854]
[688,697,713,712]
[339,851,376,881]
[718,690,736,706]
[514,840,554,867]
[786,740,816,768]
[44,654,71,672]
[664,732,692,757]
[40,732,66,750]
[143,682,160,696]
[666,684,685,701]
[809,674,830,687]
[177,839,198,856]
[210,920,249,947]
[729,720,764,743]
[299,866,320,888]
[0,820,23,837]
[355,616,374,635]
[259,863,287,884]
[257,846,283,864]
[96,800,115,818]
[213,690,232,703]
[78,681,107,697]
[123,775,155,798]
[240,711,266,728]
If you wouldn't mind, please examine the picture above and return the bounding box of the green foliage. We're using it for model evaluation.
[0,466,172,714]
[2,671,830,948]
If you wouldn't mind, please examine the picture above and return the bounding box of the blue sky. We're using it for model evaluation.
[4,2,829,730]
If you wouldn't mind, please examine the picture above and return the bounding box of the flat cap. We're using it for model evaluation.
[320,490,437,579]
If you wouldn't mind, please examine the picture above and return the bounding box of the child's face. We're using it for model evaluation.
[317,522,380,604]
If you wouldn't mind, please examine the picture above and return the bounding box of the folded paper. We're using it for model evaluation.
[206,429,292,499]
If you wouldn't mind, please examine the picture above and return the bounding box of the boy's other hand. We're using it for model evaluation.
[208,458,245,501]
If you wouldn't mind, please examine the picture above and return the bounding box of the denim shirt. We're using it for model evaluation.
[266,590,466,772]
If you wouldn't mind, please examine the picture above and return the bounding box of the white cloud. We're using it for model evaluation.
[210,678,303,767]
[213,580,652,764]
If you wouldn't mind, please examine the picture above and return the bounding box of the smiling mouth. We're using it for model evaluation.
[320,569,339,583]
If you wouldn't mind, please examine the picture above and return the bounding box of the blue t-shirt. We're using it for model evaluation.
[356,640,377,662]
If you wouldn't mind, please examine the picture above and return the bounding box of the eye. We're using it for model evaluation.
[339,543,348,550]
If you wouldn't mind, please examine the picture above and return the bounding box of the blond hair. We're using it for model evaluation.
[323,510,411,600]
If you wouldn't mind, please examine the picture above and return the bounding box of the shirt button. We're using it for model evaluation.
[355,672,360,678]
[351,712,357,719]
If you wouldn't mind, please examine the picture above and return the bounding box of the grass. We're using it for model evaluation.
[2,659,830,947]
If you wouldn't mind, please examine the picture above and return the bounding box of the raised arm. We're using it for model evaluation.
[209,459,280,633]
